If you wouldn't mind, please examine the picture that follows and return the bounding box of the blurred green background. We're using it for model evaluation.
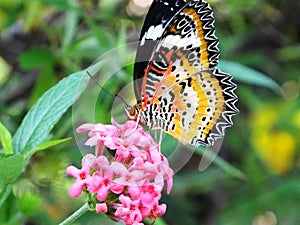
[0,0,299,224]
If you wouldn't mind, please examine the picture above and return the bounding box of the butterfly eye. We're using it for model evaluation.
[129,108,136,117]
[125,106,137,120]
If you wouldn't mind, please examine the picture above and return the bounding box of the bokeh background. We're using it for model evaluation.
[0,0,299,224]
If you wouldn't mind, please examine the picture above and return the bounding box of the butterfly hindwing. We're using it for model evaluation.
[141,67,238,146]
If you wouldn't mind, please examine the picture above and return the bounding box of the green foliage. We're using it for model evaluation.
[12,70,89,154]
[0,154,25,185]
[26,137,72,157]
[18,48,55,70]
[0,70,91,218]
[194,145,246,180]
[219,60,281,92]
[17,191,42,216]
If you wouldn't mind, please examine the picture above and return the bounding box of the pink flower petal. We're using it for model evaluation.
[115,195,143,224]
[166,177,173,195]
[127,186,141,200]
[76,123,96,133]
[153,203,166,218]
[66,166,80,177]
[96,203,108,213]
[110,183,124,194]
[68,180,85,197]
[82,154,97,169]
[85,135,100,147]
[111,162,128,175]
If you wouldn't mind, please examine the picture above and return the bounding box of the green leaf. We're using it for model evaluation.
[23,0,43,31]
[219,60,281,92]
[62,0,79,50]
[0,154,25,184]
[29,66,57,107]
[25,137,72,158]
[18,192,42,216]
[278,44,300,61]
[0,184,12,208]
[12,70,89,154]
[18,47,55,70]
[99,0,124,19]
[39,0,82,12]
[0,121,13,154]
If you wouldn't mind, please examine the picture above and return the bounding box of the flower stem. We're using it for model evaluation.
[59,203,90,225]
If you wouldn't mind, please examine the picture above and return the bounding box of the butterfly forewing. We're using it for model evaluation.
[134,0,189,98]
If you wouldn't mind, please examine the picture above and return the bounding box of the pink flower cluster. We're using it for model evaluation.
[66,119,174,225]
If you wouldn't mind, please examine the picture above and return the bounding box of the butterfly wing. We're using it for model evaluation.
[146,68,238,147]
[135,0,238,147]
[139,0,220,102]
[134,0,189,99]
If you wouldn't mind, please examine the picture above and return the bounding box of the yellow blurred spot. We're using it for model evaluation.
[252,130,295,174]
[250,103,297,174]
[251,105,278,128]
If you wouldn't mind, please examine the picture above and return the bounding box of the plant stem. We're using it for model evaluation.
[59,203,90,225]
[195,146,247,180]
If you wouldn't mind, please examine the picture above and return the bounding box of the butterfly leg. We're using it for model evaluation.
[158,129,163,152]
[152,128,163,152]
[134,109,142,130]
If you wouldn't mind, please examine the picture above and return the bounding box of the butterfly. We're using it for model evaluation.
[126,0,239,147]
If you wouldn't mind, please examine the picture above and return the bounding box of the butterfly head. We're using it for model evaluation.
[125,103,143,123]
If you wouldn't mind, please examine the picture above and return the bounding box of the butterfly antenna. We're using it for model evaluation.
[85,70,129,107]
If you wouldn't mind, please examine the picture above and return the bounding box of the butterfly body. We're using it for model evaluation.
[129,0,239,147]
